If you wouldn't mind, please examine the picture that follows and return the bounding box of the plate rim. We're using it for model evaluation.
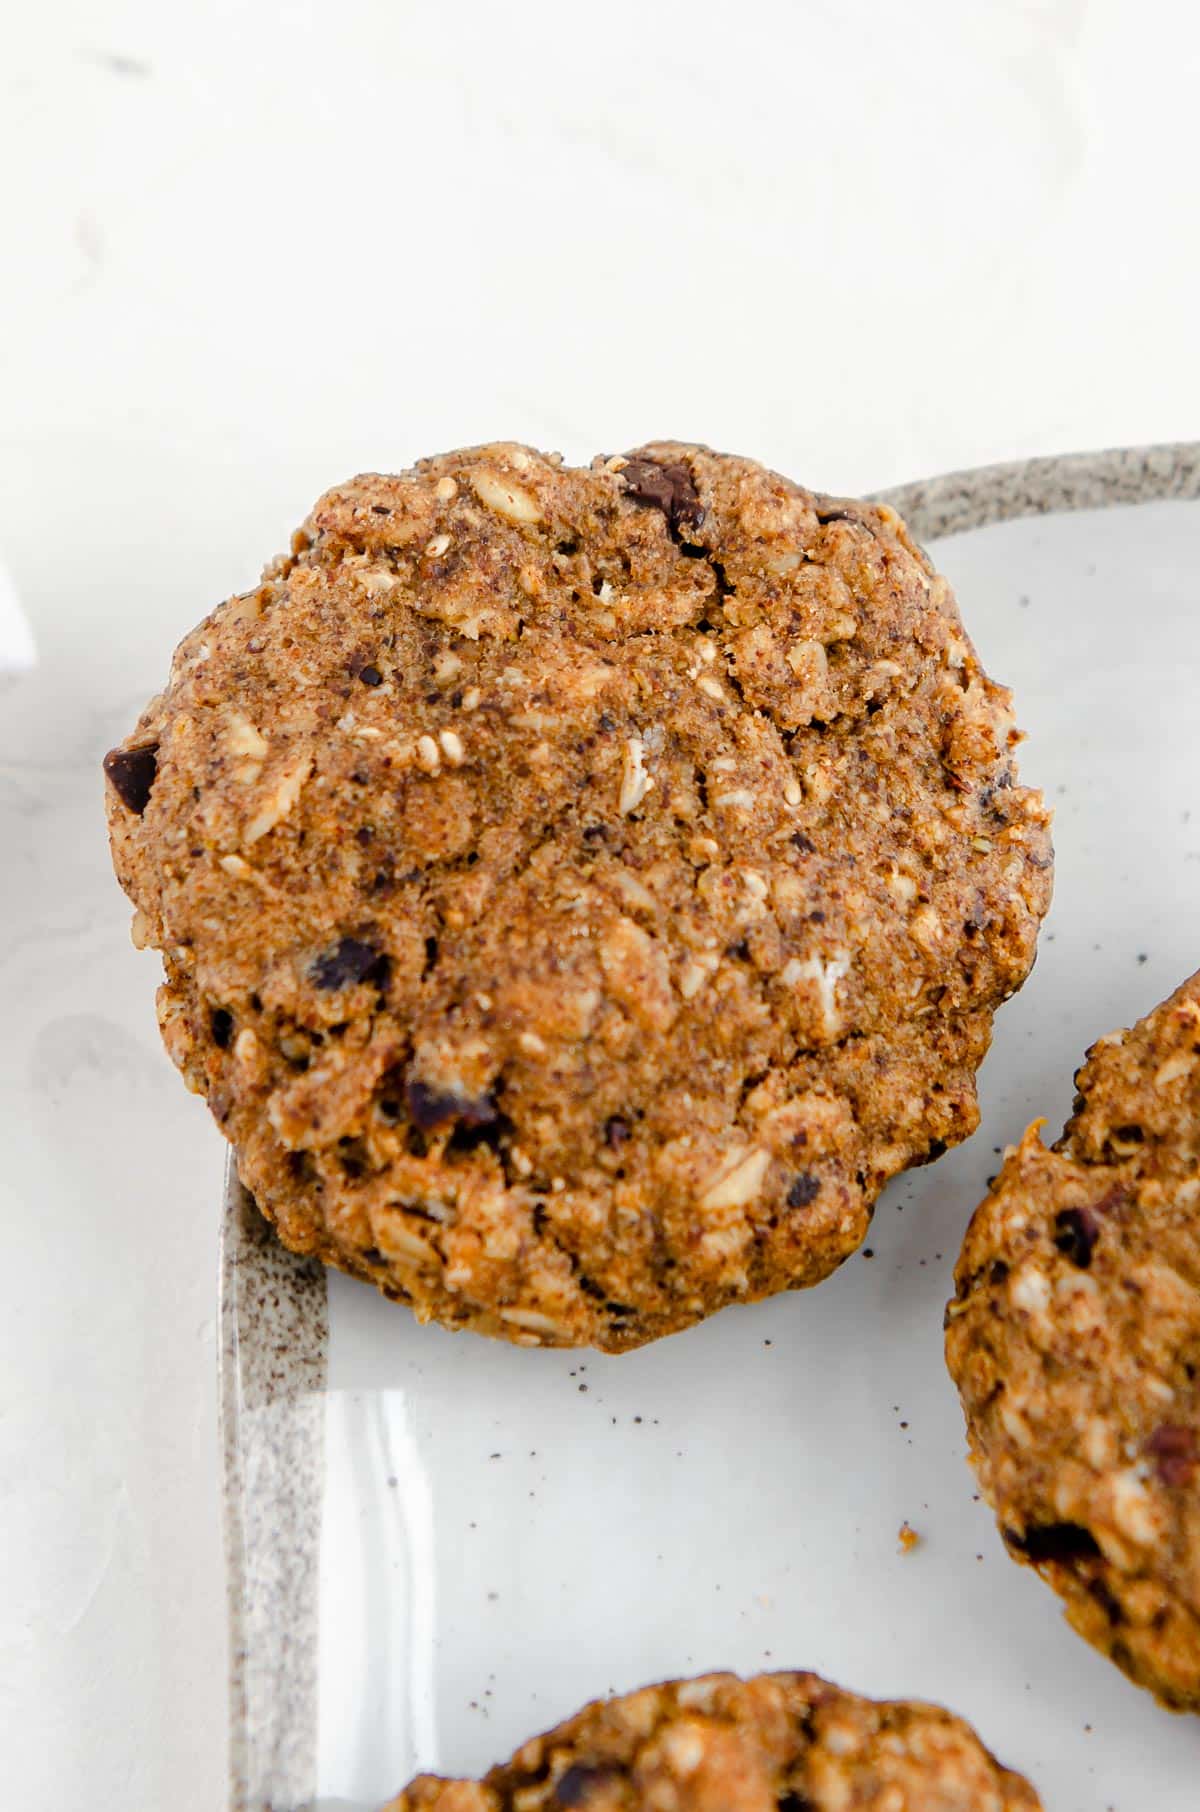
[218,437,1200,1812]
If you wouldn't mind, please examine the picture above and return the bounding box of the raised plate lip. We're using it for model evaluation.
[217,439,1200,1812]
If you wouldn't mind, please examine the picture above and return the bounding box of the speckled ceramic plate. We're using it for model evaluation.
[221,444,1200,1812]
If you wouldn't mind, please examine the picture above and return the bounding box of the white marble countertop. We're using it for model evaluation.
[2,2,1198,1806]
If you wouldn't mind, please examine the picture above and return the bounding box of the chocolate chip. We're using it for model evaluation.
[963,902,988,939]
[1088,1576,1125,1626]
[814,505,858,525]
[370,504,391,516]
[791,832,816,853]
[337,1136,370,1179]
[103,742,159,814]
[620,458,704,539]
[988,1259,1010,1286]
[604,1115,631,1149]
[311,936,387,990]
[446,1108,511,1156]
[1146,1424,1199,1488]
[210,1008,234,1049]
[405,1077,499,1132]
[778,1796,815,1812]
[1006,1521,1101,1565]
[1053,1205,1100,1268]
[286,1149,318,1184]
[787,1172,820,1208]
[555,1765,620,1807]
[358,663,383,686]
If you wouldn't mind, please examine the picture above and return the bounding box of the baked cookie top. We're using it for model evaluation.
[105,442,1051,1349]
[385,1671,1041,1812]
[947,970,1200,1709]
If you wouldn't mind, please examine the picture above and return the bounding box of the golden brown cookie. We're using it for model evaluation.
[384,1671,1041,1812]
[104,441,1051,1350]
[947,971,1200,1710]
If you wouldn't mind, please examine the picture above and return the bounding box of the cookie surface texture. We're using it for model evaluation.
[947,971,1200,1709]
[105,442,1052,1349]
[383,1671,1042,1812]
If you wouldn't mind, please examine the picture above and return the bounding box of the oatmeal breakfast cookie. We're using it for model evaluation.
[104,441,1051,1350]
[383,1670,1041,1812]
[947,970,1200,1709]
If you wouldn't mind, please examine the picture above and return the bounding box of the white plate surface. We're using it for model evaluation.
[226,470,1200,1812]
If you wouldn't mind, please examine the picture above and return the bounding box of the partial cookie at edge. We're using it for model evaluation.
[947,970,1200,1710]
[384,1670,1041,1812]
